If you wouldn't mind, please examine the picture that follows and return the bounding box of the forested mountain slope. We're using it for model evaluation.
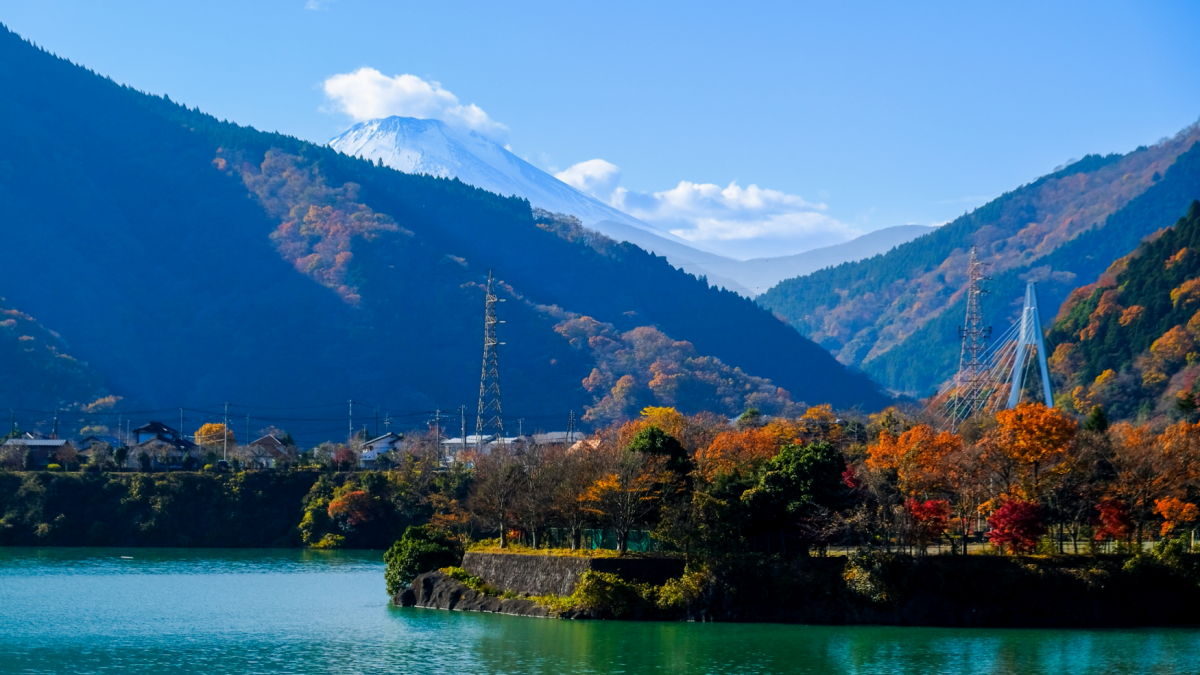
[0,25,886,438]
[759,124,1200,396]
[0,299,107,413]
[1047,201,1200,422]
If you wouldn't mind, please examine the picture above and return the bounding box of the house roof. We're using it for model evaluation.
[3,438,71,447]
[362,432,403,447]
[133,421,180,436]
[250,434,284,449]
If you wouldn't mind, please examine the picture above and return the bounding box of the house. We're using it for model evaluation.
[528,431,578,446]
[78,435,123,452]
[130,421,196,469]
[246,434,295,469]
[2,438,76,469]
[359,432,405,468]
[133,421,186,446]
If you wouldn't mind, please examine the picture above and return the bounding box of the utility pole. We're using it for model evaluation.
[179,408,185,440]
[384,412,392,433]
[223,402,229,461]
[567,410,576,443]
[347,400,353,443]
[433,408,441,465]
[51,411,58,440]
[517,418,524,438]
[475,271,506,450]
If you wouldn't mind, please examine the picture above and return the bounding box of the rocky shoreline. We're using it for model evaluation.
[396,571,557,618]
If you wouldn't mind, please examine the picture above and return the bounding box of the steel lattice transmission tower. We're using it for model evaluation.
[949,247,994,425]
[475,271,506,450]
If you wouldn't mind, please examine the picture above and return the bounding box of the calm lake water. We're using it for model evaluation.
[1,548,1198,674]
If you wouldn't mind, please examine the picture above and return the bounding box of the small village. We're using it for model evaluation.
[0,420,590,472]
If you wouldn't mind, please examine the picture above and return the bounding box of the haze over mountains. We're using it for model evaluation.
[329,116,931,295]
[0,24,888,440]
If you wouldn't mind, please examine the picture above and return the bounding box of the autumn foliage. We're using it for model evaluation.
[986,500,1047,553]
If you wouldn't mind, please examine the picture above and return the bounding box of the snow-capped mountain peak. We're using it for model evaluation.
[328,117,745,285]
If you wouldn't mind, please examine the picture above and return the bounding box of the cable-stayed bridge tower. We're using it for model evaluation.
[1006,281,1054,408]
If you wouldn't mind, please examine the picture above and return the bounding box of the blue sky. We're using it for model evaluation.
[4,0,1199,258]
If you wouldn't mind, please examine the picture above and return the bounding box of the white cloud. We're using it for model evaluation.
[556,159,859,259]
[322,68,507,140]
[555,159,621,200]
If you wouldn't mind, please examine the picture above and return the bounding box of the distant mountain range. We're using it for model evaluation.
[702,225,937,295]
[329,116,930,295]
[0,23,888,441]
[759,122,1200,397]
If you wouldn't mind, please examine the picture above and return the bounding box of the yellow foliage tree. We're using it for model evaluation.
[195,422,235,449]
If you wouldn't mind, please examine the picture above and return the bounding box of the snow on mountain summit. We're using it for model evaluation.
[327,117,752,291]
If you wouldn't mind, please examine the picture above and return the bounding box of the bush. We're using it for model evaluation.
[383,526,463,597]
[569,571,656,619]
[311,533,345,550]
[843,550,898,604]
[440,566,498,595]
[655,567,713,613]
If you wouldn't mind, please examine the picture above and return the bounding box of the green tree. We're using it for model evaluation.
[741,441,849,554]
[383,525,463,597]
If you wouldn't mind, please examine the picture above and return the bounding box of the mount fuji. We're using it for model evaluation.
[329,116,934,295]
[328,116,749,293]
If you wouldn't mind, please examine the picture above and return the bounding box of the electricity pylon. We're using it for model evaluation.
[475,271,505,450]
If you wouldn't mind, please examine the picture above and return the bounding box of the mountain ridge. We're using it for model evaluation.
[0,23,888,439]
[759,122,1200,396]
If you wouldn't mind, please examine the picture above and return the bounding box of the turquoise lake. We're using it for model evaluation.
[1,547,1198,674]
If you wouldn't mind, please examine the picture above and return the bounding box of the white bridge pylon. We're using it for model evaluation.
[1007,281,1053,409]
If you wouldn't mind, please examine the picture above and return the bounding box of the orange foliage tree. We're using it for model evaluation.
[1153,497,1199,537]
[866,424,962,497]
[989,402,1077,497]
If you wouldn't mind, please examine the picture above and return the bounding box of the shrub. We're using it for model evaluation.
[569,571,656,619]
[843,550,898,604]
[311,533,345,550]
[440,566,497,595]
[655,567,713,613]
[384,526,463,597]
